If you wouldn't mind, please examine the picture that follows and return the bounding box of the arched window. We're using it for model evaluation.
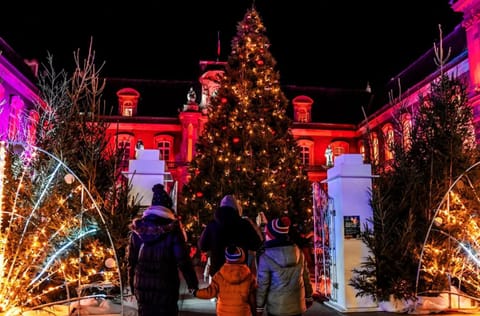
[8,95,24,141]
[401,113,412,150]
[358,140,365,161]
[382,123,394,161]
[371,133,379,164]
[331,141,347,157]
[327,140,349,166]
[292,95,313,123]
[28,110,39,145]
[154,134,174,161]
[115,133,133,171]
[297,139,313,167]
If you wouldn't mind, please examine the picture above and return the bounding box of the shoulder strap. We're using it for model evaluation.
[138,242,145,261]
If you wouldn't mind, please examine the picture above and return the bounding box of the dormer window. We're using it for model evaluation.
[292,95,313,123]
[116,88,140,116]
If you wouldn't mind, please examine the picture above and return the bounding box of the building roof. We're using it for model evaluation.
[91,24,469,127]
[379,24,467,108]
[0,37,39,92]
[102,77,373,125]
[102,77,197,117]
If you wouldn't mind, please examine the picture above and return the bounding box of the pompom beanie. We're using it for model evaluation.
[266,216,291,240]
[225,245,246,264]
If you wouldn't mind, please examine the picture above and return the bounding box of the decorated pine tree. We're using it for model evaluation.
[180,7,312,238]
[0,44,137,310]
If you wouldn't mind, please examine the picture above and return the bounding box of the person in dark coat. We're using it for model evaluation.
[198,194,263,278]
[127,183,199,316]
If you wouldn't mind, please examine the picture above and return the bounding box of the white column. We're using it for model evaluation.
[324,154,379,312]
[123,149,169,207]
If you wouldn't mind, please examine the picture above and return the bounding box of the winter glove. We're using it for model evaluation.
[306,297,314,309]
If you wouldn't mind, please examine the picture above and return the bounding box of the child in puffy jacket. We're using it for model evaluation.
[256,216,314,316]
[193,245,257,316]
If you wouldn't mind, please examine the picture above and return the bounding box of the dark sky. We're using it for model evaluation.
[1,1,463,93]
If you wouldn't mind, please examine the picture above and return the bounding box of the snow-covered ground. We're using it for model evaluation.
[379,287,480,314]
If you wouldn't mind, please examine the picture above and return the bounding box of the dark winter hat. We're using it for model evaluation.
[225,245,246,264]
[151,183,173,209]
[266,216,291,240]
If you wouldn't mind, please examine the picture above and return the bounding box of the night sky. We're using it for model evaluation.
[1,1,463,94]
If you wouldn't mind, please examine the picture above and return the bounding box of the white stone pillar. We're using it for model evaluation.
[123,149,170,207]
[324,154,378,312]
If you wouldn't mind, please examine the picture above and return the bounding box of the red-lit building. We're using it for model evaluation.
[1,0,480,193]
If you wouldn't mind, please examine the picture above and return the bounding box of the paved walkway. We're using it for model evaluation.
[178,292,356,316]
[173,263,480,316]
[177,266,388,316]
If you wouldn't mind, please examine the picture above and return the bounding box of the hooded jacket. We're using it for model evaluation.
[256,238,313,316]
[198,205,263,276]
[127,205,198,311]
[195,263,256,316]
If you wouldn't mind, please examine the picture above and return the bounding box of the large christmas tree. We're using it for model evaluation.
[180,7,312,238]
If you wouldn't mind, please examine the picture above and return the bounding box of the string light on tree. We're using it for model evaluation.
[181,7,312,239]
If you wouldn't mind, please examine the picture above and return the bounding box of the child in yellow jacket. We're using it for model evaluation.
[193,245,257,316]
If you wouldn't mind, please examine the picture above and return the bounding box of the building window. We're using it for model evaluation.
[123,106,133,117]
[383,123,394,161]
[158,141,171,161]
[401,114,412,150]
[28,110,39,145]
[117,88,140,117]
[358,140,365,161]
[371,133,379,164]
[297,109,309,123]
[300,146,310,166]
[154,134,174,161]
[332,145,345,156]
[116,134,133,171]
[330,141,348,157]
[292,95,313,123]
[8,95,24,142]
[297,139,313,167]
[322,140,349,166]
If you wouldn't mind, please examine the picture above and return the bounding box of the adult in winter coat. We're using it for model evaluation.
[127,183,199,316]
[194,245,257,316]
[256,216,314,316]
[198,194,263,277]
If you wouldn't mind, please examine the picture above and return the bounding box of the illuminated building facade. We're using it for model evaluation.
[0,38,42,144]
[1,0,480,193]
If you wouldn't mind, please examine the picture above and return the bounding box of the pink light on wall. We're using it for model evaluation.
[0,51,42,144]
[0,84,6,140]
[8,95,24,141]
